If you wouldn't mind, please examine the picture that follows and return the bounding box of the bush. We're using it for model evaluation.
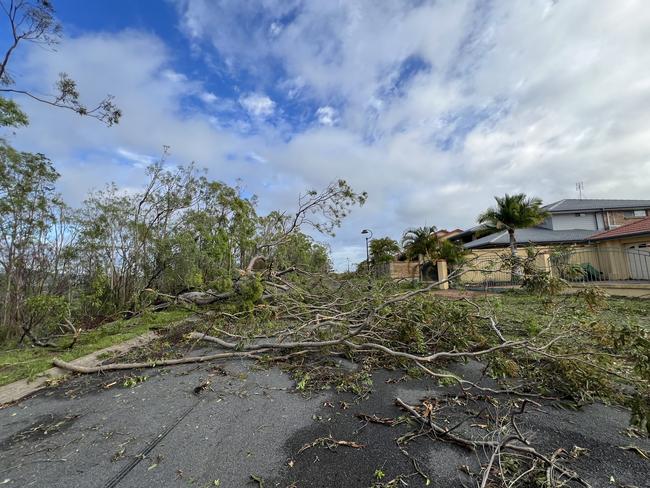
[24,295,68,338]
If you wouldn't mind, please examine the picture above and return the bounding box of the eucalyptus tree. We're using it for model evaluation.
[0,0,121,126]
[0,145,59,337]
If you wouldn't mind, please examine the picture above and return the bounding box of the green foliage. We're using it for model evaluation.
[0,0,120,126]
[477,193,549,253]
[295,372,310,391]
[0,97,28,127]
[630,394,649,435]
[575,286,609,311]
[78,270,117,321]
[335,370,373,397]
[0,143,62,337]
[400,227,467,267]
[401,226,438,261]
[123,375,148,388]
[519,249,568,296]
[437,239,468,267]
[0,309,190,386]
[486,354,520,379]
[303,179,368,236]
[369,237,400,264]
[24,295,68,337]
[0,140,366,341]
[272,233,332,272]
[237,274,264,302]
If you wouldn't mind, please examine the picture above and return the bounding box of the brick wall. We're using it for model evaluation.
[376,261,420,279]
[607,210,648,227]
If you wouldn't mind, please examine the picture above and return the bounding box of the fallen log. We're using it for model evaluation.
[53,350,265,374]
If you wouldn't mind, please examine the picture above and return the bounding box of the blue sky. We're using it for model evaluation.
[4,0,650,269]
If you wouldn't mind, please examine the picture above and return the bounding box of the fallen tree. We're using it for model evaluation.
[52,255,649,486]
[48,186,649,486]
[52,350,264,373]
[55,258,649,431]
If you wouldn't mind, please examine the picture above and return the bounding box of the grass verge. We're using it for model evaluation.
[0,309,191,386]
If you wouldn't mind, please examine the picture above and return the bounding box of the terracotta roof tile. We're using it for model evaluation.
[589,216,650,240]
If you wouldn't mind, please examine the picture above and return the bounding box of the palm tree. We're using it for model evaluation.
[437,239,468,267]
[477,193,549,257]
[401,226,438,262]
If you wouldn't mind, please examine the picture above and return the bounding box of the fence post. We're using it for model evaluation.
[436,260,449,290]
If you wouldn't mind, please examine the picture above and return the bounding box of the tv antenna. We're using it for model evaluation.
[575,181,584,199]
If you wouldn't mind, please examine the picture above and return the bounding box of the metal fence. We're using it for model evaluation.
[458,246,650,289]
[457,256,518,287]
[550,246,650,282]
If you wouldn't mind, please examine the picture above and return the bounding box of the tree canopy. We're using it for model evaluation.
[477,193,549,255]
[369,237,400,265]
[0,0,121,127]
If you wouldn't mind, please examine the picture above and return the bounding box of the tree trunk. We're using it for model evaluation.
[508,229,521,282]
[508,229,517,257]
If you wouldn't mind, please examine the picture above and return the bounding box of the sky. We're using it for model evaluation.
[3,0,650,270]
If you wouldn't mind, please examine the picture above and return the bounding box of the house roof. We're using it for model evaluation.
[589,216,650,241]
[464,227,595,249]
[435,228,463,239]
[451,224,486,239]
[543,199,650,213]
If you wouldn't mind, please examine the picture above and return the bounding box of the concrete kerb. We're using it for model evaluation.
[0,331,159,406]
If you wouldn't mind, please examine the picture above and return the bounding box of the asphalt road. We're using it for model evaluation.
[1,357,648,487]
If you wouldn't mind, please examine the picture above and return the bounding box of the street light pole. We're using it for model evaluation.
[361,229,373,272]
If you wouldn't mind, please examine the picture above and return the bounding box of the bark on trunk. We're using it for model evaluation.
[508,229,517,257]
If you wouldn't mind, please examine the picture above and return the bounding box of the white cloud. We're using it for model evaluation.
[161,69,188,83]
[239,93,276,118]
[8,1,650,271]
[116,147,157,168]
[315,106,337,126]
[198,91,218,104]
[269,22,283,37]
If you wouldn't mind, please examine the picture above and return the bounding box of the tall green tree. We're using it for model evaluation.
[0,145,60,336]
[369,237,400,265]
[477,193,549,257]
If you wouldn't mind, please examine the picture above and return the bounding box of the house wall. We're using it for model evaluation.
[539,216,553,230]
[458,237,650,286]
[374,261,449,289]
[459,248,552,284]
[547,209,648,231]
[606,210,648,228]
[375,261,420,280]
[613,236,650,247]
[593,236,650,280]
[550,213,598,231]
